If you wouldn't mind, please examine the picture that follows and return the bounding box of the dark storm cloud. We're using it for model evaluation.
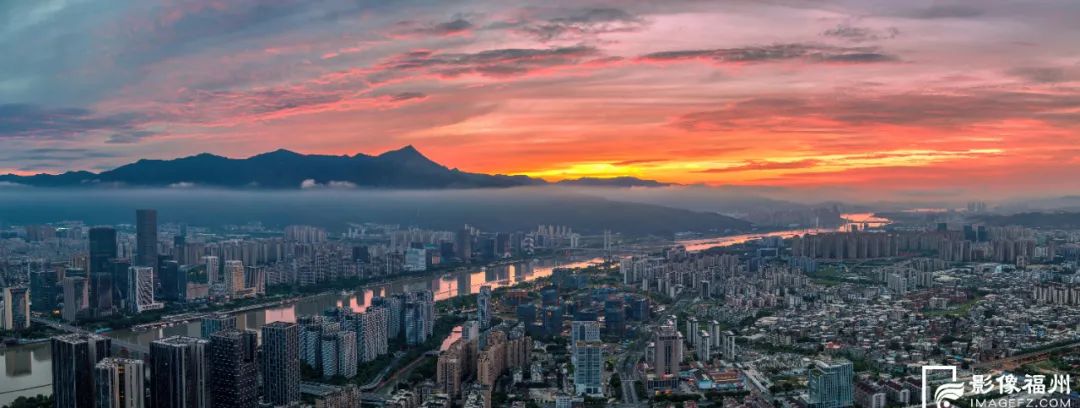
[638,43,899,64]
[0,104,147,139]
[822,24,900,43]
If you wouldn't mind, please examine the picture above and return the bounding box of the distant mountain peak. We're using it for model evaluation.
[396,144,420,153]
[374,144,443,169]
[1,145,541,189]
[378,144,425,159]
[250,148,302,159]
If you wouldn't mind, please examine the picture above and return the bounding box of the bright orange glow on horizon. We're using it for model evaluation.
[4,1,1080,199]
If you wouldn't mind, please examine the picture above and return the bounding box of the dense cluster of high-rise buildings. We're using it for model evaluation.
[789,225,1050,265]
[0,213,590,331]
[48,323,303,408]
[40,287,441,407]
[13,203,1080,408]
[436,322,532,399]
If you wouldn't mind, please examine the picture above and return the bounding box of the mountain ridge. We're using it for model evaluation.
[0,146,544,189]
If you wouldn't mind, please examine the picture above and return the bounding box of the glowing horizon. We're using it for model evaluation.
[3,0,1080,199]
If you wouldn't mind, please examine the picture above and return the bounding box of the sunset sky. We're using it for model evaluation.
[2,0,1079,198]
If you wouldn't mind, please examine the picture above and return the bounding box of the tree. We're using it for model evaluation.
[3,395,52,408]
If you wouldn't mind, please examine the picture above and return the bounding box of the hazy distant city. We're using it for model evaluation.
[4,190,1080,408]
[4,1,1080,408]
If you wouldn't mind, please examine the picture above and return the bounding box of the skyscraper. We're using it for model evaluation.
[159,258,183,301]
[62,276,89,322]
[174,225,188,264]
[1,286,30,330]
[30,270,58,313]
[653,325,683,377]
[150,336,210,408]
[404,247,427,272]
[456,227,472,263]
[298,316,333,370]
[722,331,737,362]
[261,322,300,406]
[436,339,466,398]
[89,270,113,318]
[128,266,162,313]
[604,297,626,337]
[89,227,118,276]
[320,330,357,379]
[356,307,389,362]
[541,305,563,338]
[200,313,236,339]
[94,357,146,408]
[372,296,403,340]
[404,302,422,346]
[404,291,435,346]
[477,285,492,329]
[89,227,117,317]
[52,333,112,408]
[209,329,259,408]
[570,320,600,362]
[110,259,132,310]
[225,260,245,296]
[243,266,265,295]
[135,209,158,269]
[808,360,854,408]
[202,256,220,286]
[573,340,603,397]
[461,320,480,342]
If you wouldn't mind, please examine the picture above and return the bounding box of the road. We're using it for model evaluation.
[359,351,406,391]
[618,350,645,406]
[32,317,150,355]
[614,297,696,407]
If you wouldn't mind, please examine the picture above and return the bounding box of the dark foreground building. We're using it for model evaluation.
[150,336,210,408]
[51,333,112,408]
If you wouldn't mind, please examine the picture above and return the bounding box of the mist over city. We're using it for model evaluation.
[3,1,1080,408]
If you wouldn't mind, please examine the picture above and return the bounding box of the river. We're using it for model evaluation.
[1,213,893,406]
[0,255,600,406]
[676,212,891,252]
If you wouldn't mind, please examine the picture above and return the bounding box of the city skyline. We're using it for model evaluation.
[3,1,1080,197]
[4,202,1080,408]
[6,2,1080,407]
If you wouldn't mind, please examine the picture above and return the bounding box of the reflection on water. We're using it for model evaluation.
[107,256,600,348]
[440,326,463,352]
[678,213,893,252]
[0,255,599,404]
[6,347,31,377]
[0,343,52,407]
[678,228,830,252]
[837,212,891,232]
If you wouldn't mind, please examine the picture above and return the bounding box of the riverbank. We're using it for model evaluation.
[48,249,566,336]
[100,254,603,348]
